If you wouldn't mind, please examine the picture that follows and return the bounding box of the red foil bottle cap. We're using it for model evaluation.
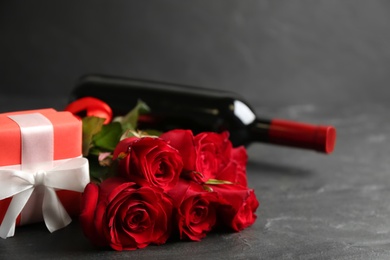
[269,119,336,153]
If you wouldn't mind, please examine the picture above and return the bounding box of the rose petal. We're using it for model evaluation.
[213,184,259,231]
[80,183,108,246]
[160,129,197,171]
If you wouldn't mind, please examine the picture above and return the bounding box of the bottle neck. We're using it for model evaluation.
[249,118,336,153]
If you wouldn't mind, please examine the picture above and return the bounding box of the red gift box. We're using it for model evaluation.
[0,109,89,238]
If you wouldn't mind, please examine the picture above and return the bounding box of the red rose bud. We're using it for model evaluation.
[113,137,183,192]
[168,179,218,241]
[212,184,259,232]
[79,183,105,247]
[79,177,173,251]
[65,97,113,124]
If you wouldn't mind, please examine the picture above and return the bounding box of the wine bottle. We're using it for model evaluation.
[69,74,336,154]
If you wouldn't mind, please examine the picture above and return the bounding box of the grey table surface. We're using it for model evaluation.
[0,96,389,260]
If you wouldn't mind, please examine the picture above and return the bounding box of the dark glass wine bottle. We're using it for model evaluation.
[69,74,336,153]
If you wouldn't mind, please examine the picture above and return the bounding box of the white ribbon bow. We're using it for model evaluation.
[0,112,89,239]
[0,157,89,239]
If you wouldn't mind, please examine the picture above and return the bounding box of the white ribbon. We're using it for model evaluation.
[0,113,89,239]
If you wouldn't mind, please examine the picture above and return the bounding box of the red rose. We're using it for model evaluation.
[193,131,232,181]
[168,179,218,241]
[161,130,247,185]
[230,146,248,186]
[215,146,248,187]
[213,184,259,232]
[80,177,173,251]
[112,137,183,192]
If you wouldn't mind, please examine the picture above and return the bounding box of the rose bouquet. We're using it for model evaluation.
[66,97,259,251]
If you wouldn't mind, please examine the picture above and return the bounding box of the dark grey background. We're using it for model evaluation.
[1,0,390,111]
[2,1,390,259]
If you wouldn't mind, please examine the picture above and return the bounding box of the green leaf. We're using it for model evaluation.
[120,129,160,141]
[92,122,123,151]
[117,99,150,131]
[142,129,162,137]
[88,147,105,156]
[205,179,234,185]
[120,129,141,140]
[202,185,214,192]
[88,155,111,183]
[82,116,105,156]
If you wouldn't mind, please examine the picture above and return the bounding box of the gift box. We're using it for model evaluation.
[0,109,89,238]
